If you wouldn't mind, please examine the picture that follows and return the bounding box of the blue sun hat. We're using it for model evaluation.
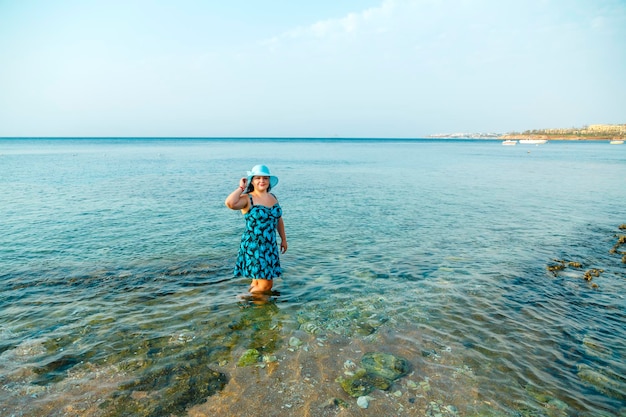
[247,164,279,189]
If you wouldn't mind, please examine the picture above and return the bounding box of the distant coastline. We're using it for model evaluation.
[1,122,624,141]
[430,123,625,141]
[498,134,622,141]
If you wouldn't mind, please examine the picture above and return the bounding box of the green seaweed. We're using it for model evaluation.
[237,348,260,367]
[101,360,227,417]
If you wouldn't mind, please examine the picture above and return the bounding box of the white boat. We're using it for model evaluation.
[519,139,547,145]
[609,139,624,145]
[502,140,517,146]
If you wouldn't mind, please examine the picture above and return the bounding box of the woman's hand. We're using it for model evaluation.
[277,218,287,253]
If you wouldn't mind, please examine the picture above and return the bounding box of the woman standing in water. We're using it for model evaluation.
[225,164,287,293]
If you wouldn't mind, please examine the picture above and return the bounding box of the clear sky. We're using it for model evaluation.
[1,0,625,138]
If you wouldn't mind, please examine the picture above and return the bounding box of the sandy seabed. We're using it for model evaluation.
[195,327,475,417]
[3,326,480,417]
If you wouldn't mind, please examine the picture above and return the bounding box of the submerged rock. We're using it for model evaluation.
[101,360,227,417]
[343,359,357,371]
[337,352,410,398]
[294,299,387,338]
[582,336,613,359]
[337,369,377,398]
[355,321,376,336]
[301,322,321,334]
[583,268,603,281]
[525,384,569,414]
[577,364,626,401]
[357,395,372,408]
[611,232,626,256]
[547,262,566,274]
[32,354,83,385]
[425,400,460,417]
[324,397,350,410]
[361,352,410,381]
[288,336,303,347]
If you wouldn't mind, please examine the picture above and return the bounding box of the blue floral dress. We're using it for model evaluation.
[234,195,282,280]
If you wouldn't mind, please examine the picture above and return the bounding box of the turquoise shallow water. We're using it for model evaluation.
[1,138,625,416]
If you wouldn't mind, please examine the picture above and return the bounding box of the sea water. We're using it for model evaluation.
[1,138,625,416]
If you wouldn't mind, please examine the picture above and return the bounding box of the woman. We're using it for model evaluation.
[225,164,287,293]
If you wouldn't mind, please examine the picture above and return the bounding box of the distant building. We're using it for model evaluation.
[585,124,625,134]
[534,124,625,137]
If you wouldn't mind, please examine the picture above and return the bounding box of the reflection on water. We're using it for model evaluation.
[1,139,625,416]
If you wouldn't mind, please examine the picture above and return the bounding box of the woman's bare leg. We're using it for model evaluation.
[250,279,273,293]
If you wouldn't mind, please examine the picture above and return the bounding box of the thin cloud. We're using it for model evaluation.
[264,0,396,46]
[1,0,624,137]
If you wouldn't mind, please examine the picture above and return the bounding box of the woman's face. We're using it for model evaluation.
[252,176,270,191]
